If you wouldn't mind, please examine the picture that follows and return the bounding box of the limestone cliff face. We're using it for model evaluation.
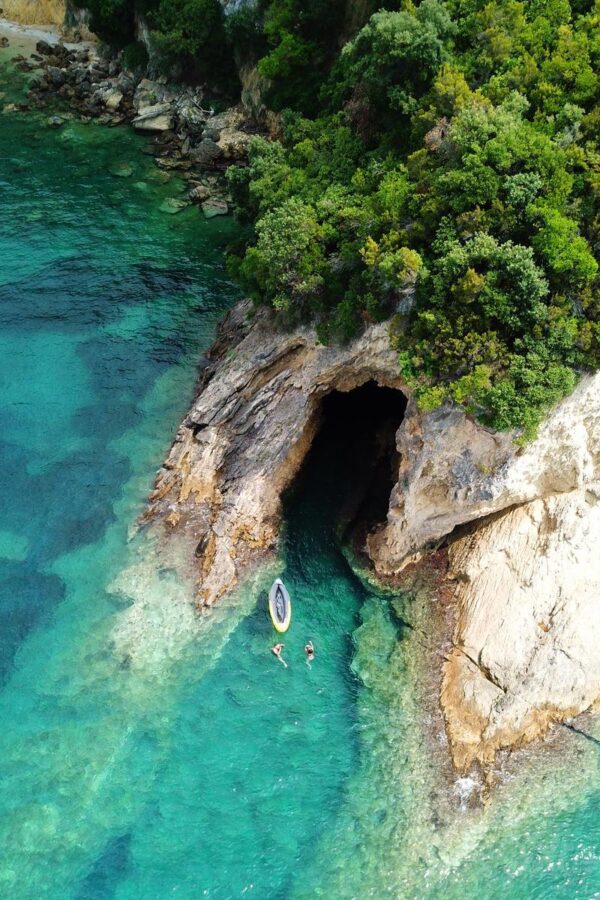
[368,373,600,769]
[369,374,600,574]
[144,301,404,606]
[442,488,600,771]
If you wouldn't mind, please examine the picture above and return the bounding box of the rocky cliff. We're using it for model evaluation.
[442,488,600,771]
[143,301,404,606]
[146,302,600,770]
[371,371,600,769]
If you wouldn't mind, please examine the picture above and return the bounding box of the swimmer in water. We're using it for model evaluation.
[271,642,287,668]
[304,640,315,667]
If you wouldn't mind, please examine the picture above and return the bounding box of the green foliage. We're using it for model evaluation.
[326,2,456,140]
[83,0,136,47]
[74,0,236,88]
[146,0,237,84]
[81,0,600,437]
[229,0,600,438]
[256,0,347,114]
[121,41,149,71]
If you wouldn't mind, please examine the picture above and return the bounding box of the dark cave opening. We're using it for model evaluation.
[284,380,407,550]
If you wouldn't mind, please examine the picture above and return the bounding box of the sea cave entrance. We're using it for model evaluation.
[284,380,407,554]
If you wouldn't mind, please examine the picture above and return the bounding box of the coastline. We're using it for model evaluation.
[4,18,600,894]
[0,17,84,53]
[0,16,257,220]
[4,0,600,812]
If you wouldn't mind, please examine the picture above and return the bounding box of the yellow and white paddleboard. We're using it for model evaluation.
[268,578,292,633]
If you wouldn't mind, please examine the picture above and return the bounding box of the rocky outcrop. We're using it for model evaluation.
[442,488,600,771]
[15,38,261,212]
[143,298,600,767]
[368,374,600,575]
[143,301,404,606]
[363,373,600,768]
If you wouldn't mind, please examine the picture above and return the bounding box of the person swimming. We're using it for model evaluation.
[271,642,287,668]
[304,640,315,666]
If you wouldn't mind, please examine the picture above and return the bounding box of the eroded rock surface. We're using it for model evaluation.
[146,299,600,768]
[144,301,404,605]
[369,374,600,575]
[442,488,600,771]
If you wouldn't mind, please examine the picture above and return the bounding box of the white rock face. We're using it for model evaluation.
[442,487,600,769]
[132,102,173,132]
[369,374,600,575]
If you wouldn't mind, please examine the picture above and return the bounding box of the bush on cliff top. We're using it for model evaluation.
[78,0,600,438]
[227,0,600,438]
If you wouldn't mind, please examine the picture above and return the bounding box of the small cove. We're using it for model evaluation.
[3,44,600,900]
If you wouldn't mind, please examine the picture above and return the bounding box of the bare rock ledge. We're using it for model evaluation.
[145,300,600,767]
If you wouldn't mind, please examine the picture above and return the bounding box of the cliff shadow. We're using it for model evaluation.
[283,380,407,548]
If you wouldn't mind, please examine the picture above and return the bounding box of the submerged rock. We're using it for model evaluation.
[201,198,228,217]
[159,197,188,214]
[110,161,134,178]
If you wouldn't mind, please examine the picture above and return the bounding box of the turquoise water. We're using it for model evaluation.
[3,51,600,900]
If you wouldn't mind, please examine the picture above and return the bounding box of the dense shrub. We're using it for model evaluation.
[80,0,600,437]
[227,0,600,437]
[75,0,237,88]
[121,40,149,71]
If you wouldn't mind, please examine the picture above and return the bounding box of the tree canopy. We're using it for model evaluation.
[227,0,600,438]
[78,0,600,438]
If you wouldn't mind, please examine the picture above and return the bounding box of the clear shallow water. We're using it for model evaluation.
[3,53,600,900]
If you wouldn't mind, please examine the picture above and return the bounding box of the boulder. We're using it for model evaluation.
[133,78,177,113]
[46,66,65,88]
[176,95,209,134]
[189,138,221,166]
[217,127,252,160]
[104,89,123,112]
[188,184,210,202]
[132,102,173,132]
[202,106,252,160]
[35,40,56,56]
